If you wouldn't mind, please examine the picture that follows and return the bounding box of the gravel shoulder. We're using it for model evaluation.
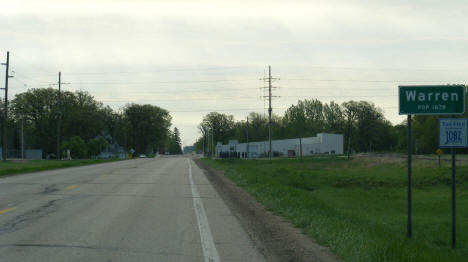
[193,158,339,262]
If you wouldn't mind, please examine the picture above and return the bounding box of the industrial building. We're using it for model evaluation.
[216,133,343,158]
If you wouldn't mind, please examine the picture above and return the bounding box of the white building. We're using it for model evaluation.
[216,133,343,158]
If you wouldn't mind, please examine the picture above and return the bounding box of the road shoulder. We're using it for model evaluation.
[193,158,339,262]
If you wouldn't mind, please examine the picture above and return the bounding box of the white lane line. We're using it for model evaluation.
[187,158,221,262]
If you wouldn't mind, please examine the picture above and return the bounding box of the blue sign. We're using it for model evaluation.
[439,118,468,148]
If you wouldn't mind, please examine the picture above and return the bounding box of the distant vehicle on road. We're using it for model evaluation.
[139,154,147,158]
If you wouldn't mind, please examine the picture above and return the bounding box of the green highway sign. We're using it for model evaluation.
[399,85,465,115]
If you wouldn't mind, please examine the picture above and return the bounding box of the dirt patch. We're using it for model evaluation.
[193,159,339,262]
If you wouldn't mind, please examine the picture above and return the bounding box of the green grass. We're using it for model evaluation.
[0,158,124,176]
[201,156,468,262]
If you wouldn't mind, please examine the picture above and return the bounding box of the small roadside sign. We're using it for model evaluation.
[436,148,443,168]
[130,148,135,154]
[439,118,468,148]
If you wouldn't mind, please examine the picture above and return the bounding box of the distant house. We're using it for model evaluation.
[183,146,194,154]
[0,148,43,160]
[97,143,127,159]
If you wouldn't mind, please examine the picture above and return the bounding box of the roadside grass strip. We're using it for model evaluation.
[202,157,468,262]
[0,159,123,177]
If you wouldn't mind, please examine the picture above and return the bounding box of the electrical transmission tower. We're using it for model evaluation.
[261,65,279,159]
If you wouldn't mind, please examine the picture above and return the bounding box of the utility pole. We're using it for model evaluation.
[211,125,214,158]
[56,72,62,160]
[202,129,205,156]
[246,116,249,158]
[347,119,352,159]
[21,119,24,160]
[1,52,13,161]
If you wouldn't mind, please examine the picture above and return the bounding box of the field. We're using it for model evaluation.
[0,158,123,177]
[201,156,468,262]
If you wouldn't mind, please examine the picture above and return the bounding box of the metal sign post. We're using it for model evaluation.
[451,148,456,248]
[399,85,465,243]
[436,148,443,168]
[439,118,468,248]
[407,115,412,238]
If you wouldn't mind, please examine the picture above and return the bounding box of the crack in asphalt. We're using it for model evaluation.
[0,199,64,234]
[40,185,58,194]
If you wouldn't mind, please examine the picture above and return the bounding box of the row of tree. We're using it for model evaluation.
[0,88,182,158]
[194,96,468,155]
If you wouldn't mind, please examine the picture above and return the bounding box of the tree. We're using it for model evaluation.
[302,99,325,136]
[323,101,345,133]
[283,104,306,159]
[198,112,235,154]
[168,127,182,154]
[61,136,87,159]
[87,137,109,158]
[123,104,171,154]
[284,104,306,138]
[64,91,106,141]
[194,99,396,155]
[8,88,177,158]
[11,88,111,157]
[11,88,63,156]
[245,112,268,142]
[193,136,204,153]
[353,101,388,152]
[341,101,360,156]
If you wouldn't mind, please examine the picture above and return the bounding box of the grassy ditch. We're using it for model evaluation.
[201,156,468,262]
[0,158,124,177]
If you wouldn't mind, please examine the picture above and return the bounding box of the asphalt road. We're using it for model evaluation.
[0,156,265,262]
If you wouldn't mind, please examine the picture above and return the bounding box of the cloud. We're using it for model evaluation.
[2,0,468,145]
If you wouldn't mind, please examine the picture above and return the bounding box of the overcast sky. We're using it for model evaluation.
[2,0,468,146]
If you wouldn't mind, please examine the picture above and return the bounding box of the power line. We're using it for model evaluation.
[278,65,468,72]
[7,53,56,75]
[99,97,265,102]
[282,78,466,83]
[32,78,465,88]
[13,64,468,77]
[169,107,287,113]
[89,94,400,103]
[12,77,30,88]
[282,95,398,98]
[51,66,257,75]
[164,106,400,113]
[55,79,259,85]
